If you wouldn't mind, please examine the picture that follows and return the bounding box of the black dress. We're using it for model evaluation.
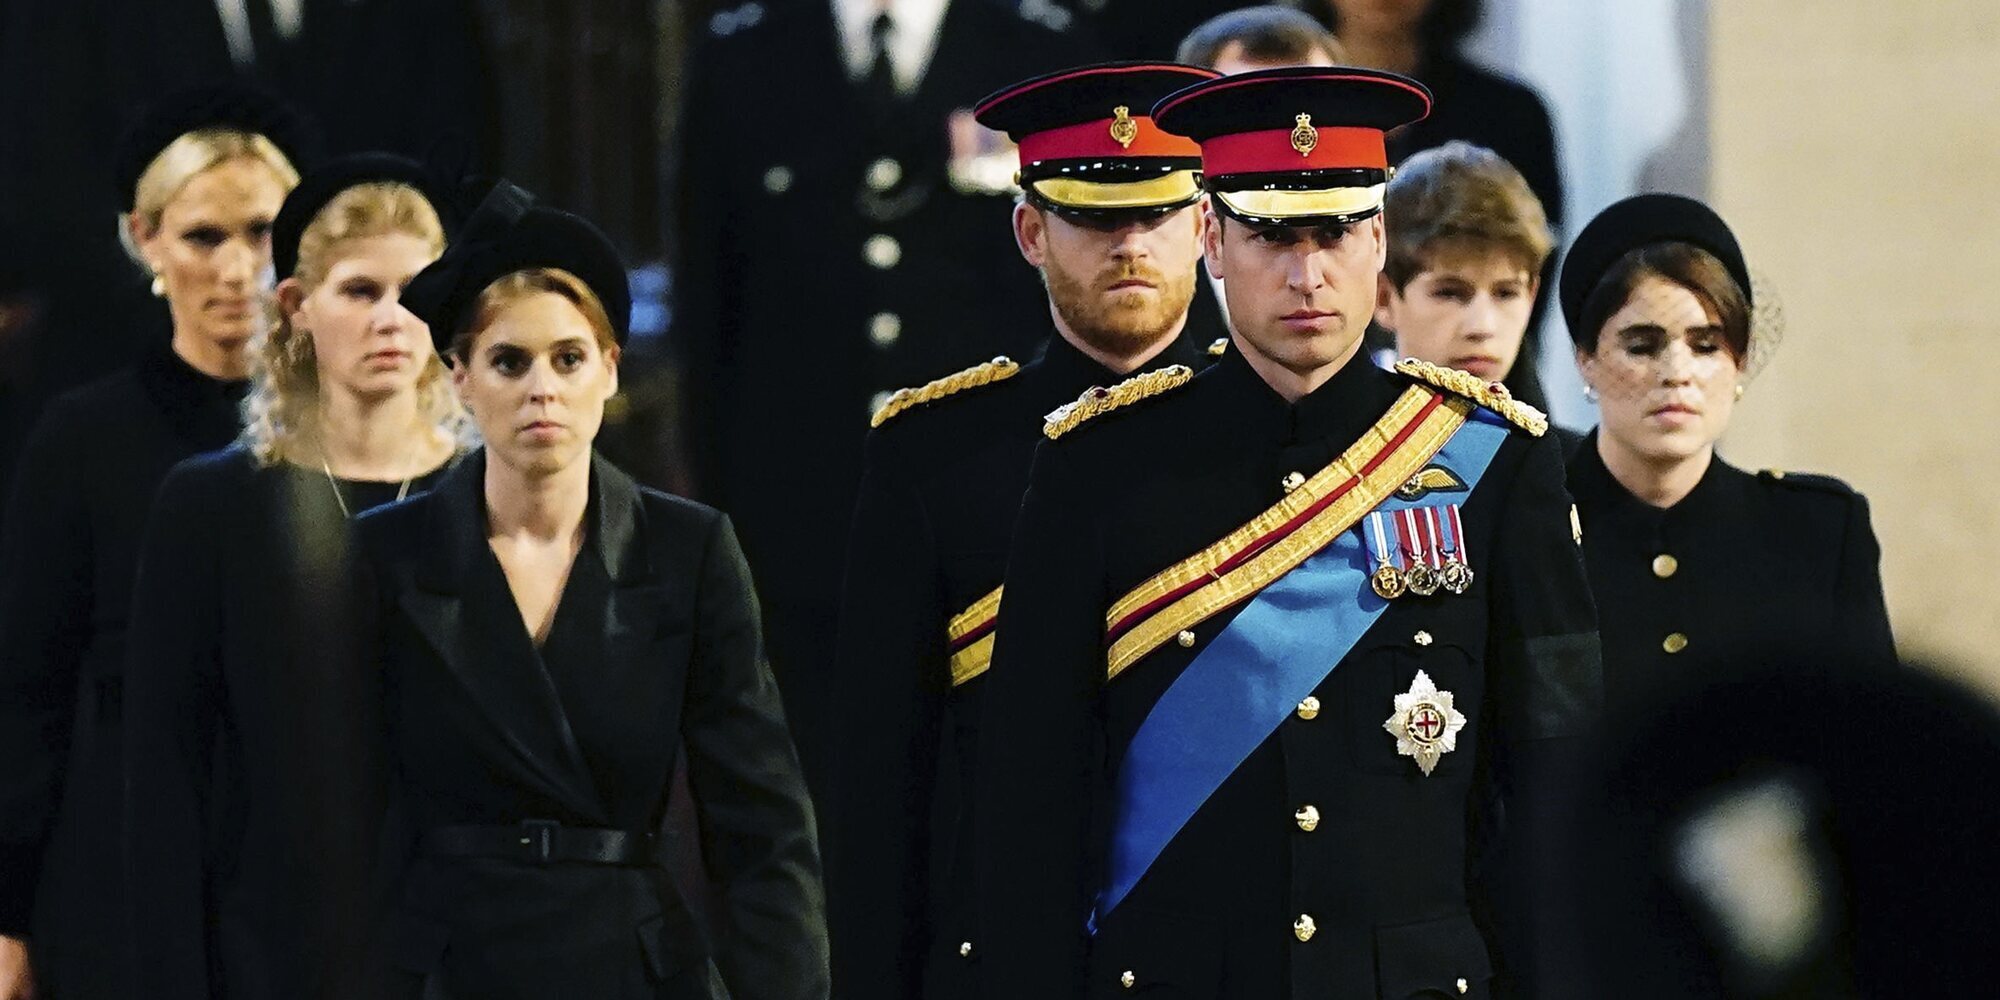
[828,331,1221,1000]
[977,348,1601,999]
[122,445,450,1000]
[0,336,245,1000]
[356,451,827,1000]
[1566,433,1895,717]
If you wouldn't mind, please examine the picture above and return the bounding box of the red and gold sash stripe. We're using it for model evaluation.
[946,586,1004,687]
[1104,386,1470,679]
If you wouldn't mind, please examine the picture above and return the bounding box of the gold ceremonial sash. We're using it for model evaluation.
[946,586,1004,687]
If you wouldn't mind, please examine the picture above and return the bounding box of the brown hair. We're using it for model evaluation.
[1574,242,1751,361]
[243,182,466,465]
[449,268,619,363]
[1382,141,1552,290]
[1178,5,1346,68]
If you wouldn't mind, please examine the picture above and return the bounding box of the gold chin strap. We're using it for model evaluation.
[1214,183,1386,222]
[1028,170,1200,210]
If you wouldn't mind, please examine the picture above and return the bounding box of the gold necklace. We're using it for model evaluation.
[321,436,421,519]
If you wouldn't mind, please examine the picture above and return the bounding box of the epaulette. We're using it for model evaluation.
[707,1,766,37]
[1207,337,1229,357]
[1043,365,1192,440]
[1758,469,1857,495]
[870,356,1021,428]
[1392,358,1547,437]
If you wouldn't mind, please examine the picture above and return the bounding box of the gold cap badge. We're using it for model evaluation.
[1290,113,1317,157]
[1384,670,1466,776]
[1109,105,1138,149]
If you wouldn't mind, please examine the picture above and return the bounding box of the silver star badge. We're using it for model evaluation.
[1383,670,1467,776]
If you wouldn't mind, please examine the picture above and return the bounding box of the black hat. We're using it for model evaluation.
[112,80,322,212]
[974,62,1219,220]
[1557,193,1752,343]
[401,181,630,352]
[271,152,460,280]
[1151,66,1431,227]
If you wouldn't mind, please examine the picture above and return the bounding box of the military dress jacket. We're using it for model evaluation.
[827,331,1221,1000]
[1566,433,1895,717]
[355,452,828,1000]
[977,348,1602,1000]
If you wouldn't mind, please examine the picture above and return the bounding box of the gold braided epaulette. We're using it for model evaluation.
[871,356,1021,428]
[1043,365,1192,440]
[1392,358,1547,437]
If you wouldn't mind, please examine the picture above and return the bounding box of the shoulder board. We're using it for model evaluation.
[1207,337,1229,357]
[1043,365,1192,440]
[1392,358,1547,437]
[871,356,1021,428]
[1758,469,1858,495]
[707,1,767,37]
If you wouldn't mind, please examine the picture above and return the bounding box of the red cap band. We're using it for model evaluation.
[1017,116,1202,164]
[1200,126,1387,176]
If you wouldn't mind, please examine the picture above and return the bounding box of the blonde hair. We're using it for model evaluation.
[241,181,472,465]
[120,128,300,263]
[448,268,619,363]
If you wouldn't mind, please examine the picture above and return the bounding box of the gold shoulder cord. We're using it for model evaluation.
[871,356,1021,428]
[1392,358,1548,437]
[1043,365,1193,440]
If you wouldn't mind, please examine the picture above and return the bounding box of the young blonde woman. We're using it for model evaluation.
[362,190,826,999]
[0,83,311,1000]
[122,153,465,1000]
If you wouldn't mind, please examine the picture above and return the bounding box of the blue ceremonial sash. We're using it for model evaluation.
[1095,409,1511,923]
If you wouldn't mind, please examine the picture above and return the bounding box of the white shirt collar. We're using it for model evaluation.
[830,0,951,92]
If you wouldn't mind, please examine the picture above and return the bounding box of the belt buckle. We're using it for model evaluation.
[518,819,560,864]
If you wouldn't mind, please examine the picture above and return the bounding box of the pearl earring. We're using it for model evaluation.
[1734,384,1745,401]
[1583,384,1600,403]
[150,275,165,297]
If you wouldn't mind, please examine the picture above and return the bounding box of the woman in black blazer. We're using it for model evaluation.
[1560,194,1894,715]
[360,187,827,999]
[122,154,467,1000]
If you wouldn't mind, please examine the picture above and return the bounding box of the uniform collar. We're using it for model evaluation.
[1031,323,1217,402]
[1209,339,1399,446]
[1569,430,1746,523]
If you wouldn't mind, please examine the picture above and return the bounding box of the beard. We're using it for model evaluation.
[1044,254,1197,357]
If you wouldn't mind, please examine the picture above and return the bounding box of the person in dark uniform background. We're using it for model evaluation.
[826,60,1225,1000]
[122,154,466,1000]
[365,191,826,999]
[669,0,1098,799]
[1560,193,1893,715]
[977,68,1600,999]
[0,84,311,1000]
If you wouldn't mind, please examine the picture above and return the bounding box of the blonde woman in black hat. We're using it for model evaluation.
[0,82,312,1000]
[1562,193,1894,715]
[121,152,465,1000]
[359,189,826,999]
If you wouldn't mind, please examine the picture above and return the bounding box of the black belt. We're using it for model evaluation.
[420,820,660,866]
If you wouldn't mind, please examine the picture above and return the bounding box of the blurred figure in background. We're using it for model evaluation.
[1560,194,1894,715]
[0,83,311,1000]
[670,0,1096,802]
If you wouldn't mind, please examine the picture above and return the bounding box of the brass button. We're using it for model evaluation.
[1176,629,1196,648]
[1293,913,1316,942]
[868,312,902,347]
[1119,970,1135,989]
[867,156,904,191]
[958,941,972,959]
[1296,696,1320,720]
[1457,978,1469,994]
[1663,632,1689,654]
[1652,553,1679,578]
[761,164,793,194]
[864,234,902,269]
[1295,804,1320,832]
[1281,471,1305,493]
[1414,630,1433,646]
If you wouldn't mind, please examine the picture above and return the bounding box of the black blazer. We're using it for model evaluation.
[356,452,827,1000]
[123,445,446,1000]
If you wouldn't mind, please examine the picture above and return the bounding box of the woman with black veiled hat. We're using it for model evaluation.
[121,151,468,1000]
[358,186,827,999]
[0,82,314,1000]
[1562,194,1895,716]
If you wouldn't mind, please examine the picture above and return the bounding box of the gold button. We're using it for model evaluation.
[1457,978,1469,994]
[1293,913,1316,942]
[1652,553,1679,578]
[864,233,902,269]
[867,156,904,191]
[1294,805,1319,832]
[1176,629,1196,648]
[959,941,972,958]
[1281,471,1305,493]
[1664,632,1689,654]
[1414,630,1433,646]
[868,311,902,347]
[1296,696,1320,720]
[762,164,794,194]
[1120,970,1136,989]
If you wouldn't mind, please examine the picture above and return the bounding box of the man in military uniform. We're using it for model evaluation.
[976,68,1601,999]
[670,0,1097,796]
[826,61,1226,1000]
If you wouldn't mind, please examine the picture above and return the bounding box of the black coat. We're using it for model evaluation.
[671,0,1098,794]
[828,330,1222,1000]
[1566,434,1895,717]
[355,452,827,1000]
[0,337,244,999]
[122,445,447,1000]
[977,348,1601,1000]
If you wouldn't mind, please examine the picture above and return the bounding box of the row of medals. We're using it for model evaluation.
[1371,551,1473,600]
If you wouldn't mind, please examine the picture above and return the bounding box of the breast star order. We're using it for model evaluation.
[1383,670,1467,776]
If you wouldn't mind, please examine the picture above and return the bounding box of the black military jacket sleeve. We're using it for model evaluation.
[977,350,1600,1000]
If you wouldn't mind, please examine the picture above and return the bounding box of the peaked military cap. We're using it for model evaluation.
[974,61,1220,220]
[1557,193,1753,345]
[113,80,322,211]
[1150,66,1432,227]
